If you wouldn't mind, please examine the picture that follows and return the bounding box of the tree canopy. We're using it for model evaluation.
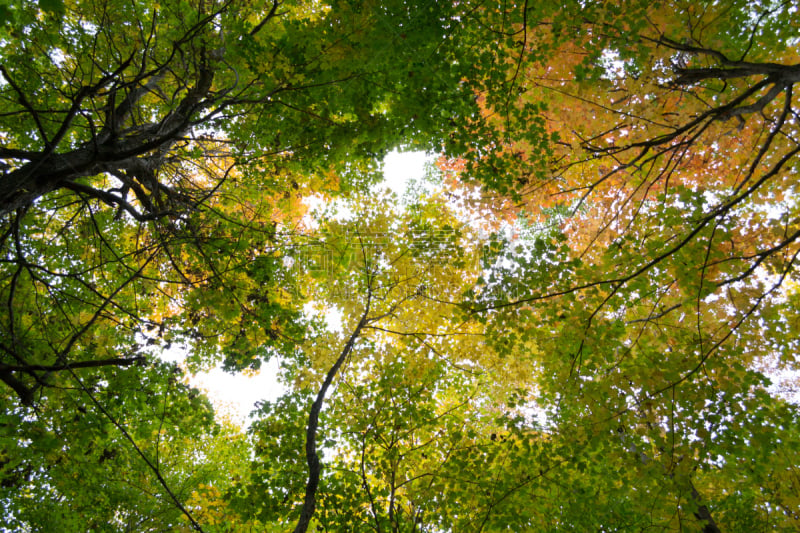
[1,1,799,531]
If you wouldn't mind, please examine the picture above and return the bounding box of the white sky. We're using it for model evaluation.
[382,149,431,195]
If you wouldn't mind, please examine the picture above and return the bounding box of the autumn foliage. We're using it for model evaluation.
[1,1,799,532]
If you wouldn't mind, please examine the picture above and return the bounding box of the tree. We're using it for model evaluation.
[0,0,487,528]
[0,0,480,215]
[2,1,800,531]
[439,0,800,529]
[0,0,491,405]
[0,359,232,531]
[235,190,496,531]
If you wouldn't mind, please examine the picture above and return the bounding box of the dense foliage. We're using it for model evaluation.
[1,1,799,531]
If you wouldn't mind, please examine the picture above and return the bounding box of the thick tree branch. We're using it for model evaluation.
[0,355,145,373]
[293,293,373,533]
[250,0,281,36]
[0,368,34,405]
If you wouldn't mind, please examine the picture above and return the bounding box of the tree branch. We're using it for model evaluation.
[0,66,50,148]
[293,293,373,533]
[0,356,145,373]
[250,0,281,36]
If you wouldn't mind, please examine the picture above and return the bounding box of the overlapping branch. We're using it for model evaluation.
[0,1,281,220]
